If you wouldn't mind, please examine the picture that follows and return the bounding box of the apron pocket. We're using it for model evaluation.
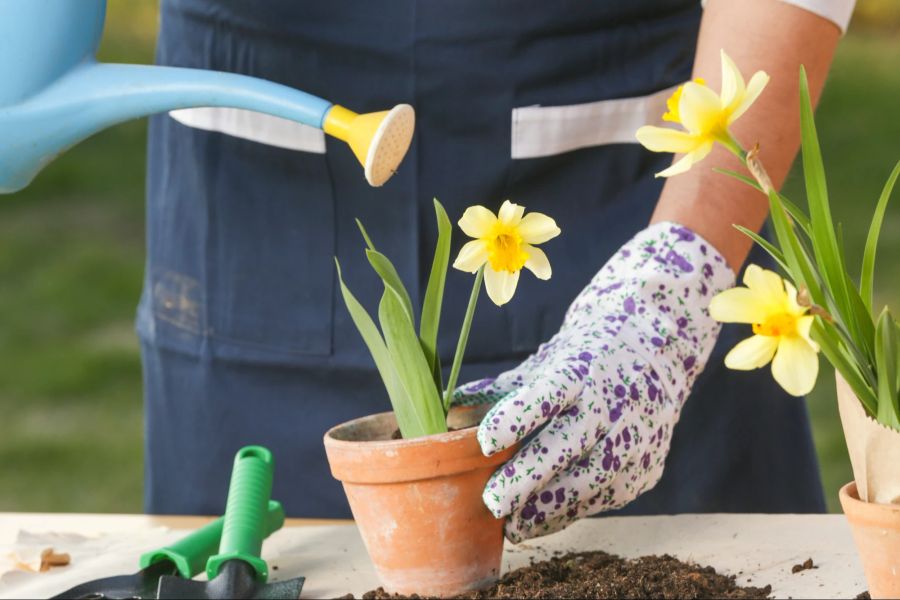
[204,131,336,362]
[510,86,676,160]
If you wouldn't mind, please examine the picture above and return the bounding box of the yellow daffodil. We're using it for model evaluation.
[635,49,769,177]
[453,200,560,306]
[709,265,820,397]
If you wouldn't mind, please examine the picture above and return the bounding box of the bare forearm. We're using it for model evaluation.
[651,0,840,271]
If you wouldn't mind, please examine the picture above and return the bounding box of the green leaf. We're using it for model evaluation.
[355,218,376,251]
[733,225,790,274]
[714,168,812,234]
[334,259,419,433]
[767,190,824,305]
[366,249,415,325]
[714,168,763,191]
[811,320,878,417]
[798,67,864,352]
[874,308,900,430]
[379,288,447,438]
[860,160,900,313]
[420,199,452,390]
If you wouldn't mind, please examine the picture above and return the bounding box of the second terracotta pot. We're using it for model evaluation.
[323,406,516,597]
[839,481,900,599]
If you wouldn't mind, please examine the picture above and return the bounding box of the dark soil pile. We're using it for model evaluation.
[352,551,772,599]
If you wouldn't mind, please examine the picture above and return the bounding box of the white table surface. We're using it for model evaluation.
[0,512,866,599]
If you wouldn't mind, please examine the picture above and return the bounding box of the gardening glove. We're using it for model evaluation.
[454,222,735,542]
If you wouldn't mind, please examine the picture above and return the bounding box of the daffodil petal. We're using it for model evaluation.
[783,279,809,316]
[517,212,561,244]
[498,200,525,226]
[635,126,700,154]
[458,206,497,239]
[724,335,778,370]
[484,267,519,306]
[796,315,820,352]
[771,335,819,396]
[729,70,769,124]
[523,244,551,280]
[453,239,489,273]
[719,49,746,113]
[689,140,714,164]
[655,153,695,178]
[743,264,787,303]
[678,82,723,135]
[709,287,772,323]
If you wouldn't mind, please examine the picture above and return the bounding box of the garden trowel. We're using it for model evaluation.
[51,500,285,599]
[157,446,304,600]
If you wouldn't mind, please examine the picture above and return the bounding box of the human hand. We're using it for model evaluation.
[454,222,734,541]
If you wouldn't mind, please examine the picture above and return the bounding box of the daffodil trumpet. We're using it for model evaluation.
[335,199,560,439]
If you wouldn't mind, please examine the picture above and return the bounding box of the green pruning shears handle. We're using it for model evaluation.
[205,446,276,583]
[138,499,285,579]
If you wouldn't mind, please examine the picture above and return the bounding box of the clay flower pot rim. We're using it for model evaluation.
[324,410,478,450]
[840,481,900,521]
[323,409,513,484]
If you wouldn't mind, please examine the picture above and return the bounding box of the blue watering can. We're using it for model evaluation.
[0,0,415,193]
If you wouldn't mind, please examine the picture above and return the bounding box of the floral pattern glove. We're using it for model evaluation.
[454,222,735,542]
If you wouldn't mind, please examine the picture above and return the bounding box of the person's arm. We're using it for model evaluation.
[651,0,842,272]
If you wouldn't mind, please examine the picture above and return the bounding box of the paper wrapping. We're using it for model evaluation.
[836,372,900,505]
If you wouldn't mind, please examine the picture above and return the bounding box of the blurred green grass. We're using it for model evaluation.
[0,3,897,514]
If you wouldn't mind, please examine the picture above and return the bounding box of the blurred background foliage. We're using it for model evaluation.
[0,0,898,514]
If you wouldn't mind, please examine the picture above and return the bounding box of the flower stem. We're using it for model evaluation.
[718,133,747,161]
[443,266,484,413]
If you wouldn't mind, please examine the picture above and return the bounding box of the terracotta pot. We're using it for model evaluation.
[839,481,900,599]
[323,406,516,597]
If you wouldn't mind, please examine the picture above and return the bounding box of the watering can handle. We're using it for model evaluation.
[204,446,275,583]
[137,499,284,579]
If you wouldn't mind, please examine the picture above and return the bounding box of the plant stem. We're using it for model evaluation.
[443,266,484,413]
[718,133,747,162]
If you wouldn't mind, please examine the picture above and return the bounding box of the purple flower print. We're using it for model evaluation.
[453,222,734,543]
[670,225,696,242]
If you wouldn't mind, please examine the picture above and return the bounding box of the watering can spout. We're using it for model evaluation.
[0,60,414,193]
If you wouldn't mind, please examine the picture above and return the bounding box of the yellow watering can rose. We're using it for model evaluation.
[709,265,820,397]
[453,200,560,306]
[636,50,769,177]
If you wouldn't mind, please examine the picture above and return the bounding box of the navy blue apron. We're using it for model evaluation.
[141,0,825,517]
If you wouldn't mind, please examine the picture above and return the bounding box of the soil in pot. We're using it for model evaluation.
[343,550,772,599]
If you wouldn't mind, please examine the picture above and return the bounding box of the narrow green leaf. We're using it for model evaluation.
[420,199,452,389]
[334,259,417,431]
[366,249,415,325]
[379,288,447,438]
[778,195,813,237]
[798,67,861,349]
[811,320,878,416]
[733,225,790,274]
[714,168,762,191]
[860,160,900,313]
[874,308,900,430]
[713,171,812,235]
[356,218,376,251]
[767,190,824,305]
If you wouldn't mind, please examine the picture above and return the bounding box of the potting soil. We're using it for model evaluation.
[345,550,773,599]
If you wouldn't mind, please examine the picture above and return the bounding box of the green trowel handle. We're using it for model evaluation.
[205,446,275,583]
[138,499,285,579]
